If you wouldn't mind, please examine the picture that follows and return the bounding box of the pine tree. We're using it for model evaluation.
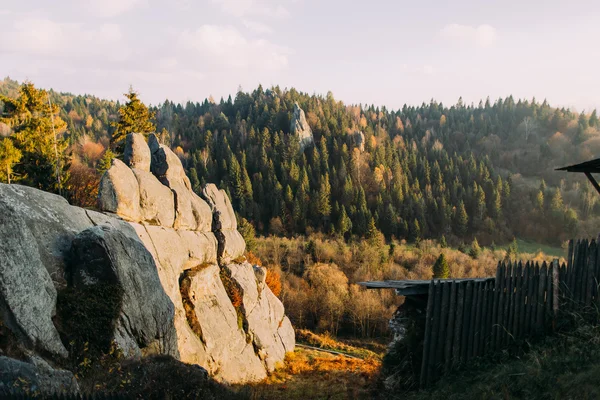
[505,238,518,261]
[590,110,599,127]
[469,238,481,259]
[0,138,22,184]
[550,189,564,213]
[455,201,469,236]
[97,149,115,176]
[315,173,331,223]
[111,87,156,154]
[432,253,450,279]
[0,82,69,193]
[337,205,352,237]
[238,217,256,252]
[440,235,448,248]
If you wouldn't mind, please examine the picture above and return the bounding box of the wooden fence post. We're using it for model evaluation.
[420,280,435,389]
[552,258,559,330]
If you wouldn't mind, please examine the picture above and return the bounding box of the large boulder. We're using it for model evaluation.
[148,136,212,231]
[69,225,179,358]
[226,263,295,371]
[98,159,141,222]
[201,184,237,230]
[0,356,79,396]
[290,102,314,151]
[200,183,245,263]
[123,132,151,172]
[0,184,95,286]
[0,184,100,358]
[133,169,175,227]
[149,138,190,189]
[216,230,246,264]
[181,264,267,382]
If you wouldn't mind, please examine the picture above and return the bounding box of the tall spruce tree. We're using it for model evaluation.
[111,87,156,154]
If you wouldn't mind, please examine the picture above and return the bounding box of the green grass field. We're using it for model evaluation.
[501,238,566,259]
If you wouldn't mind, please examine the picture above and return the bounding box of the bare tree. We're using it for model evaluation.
[521,116,538,141]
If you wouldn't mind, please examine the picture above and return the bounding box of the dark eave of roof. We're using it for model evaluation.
[556,158,600,173]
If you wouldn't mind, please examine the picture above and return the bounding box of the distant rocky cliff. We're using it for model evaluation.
[290,102,314,150]
[0,132,294,394]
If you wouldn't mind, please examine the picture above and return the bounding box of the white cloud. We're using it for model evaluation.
[440,23,498,48]
[179,24,290,71]
[0,18,127,62]
[86,0,147,18]
[243,19,273,34]
[211,0,290,19]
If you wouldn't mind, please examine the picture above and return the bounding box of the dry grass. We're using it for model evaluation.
[296,329,383,360]
[245,348,381,400]
[239,331,384,399]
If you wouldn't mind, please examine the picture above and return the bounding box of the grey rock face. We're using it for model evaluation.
[0,184,97,358]
[98,159,141,222]
[147,138,212,232]
[0,184,95,286]
[290,102,314,151]
[132,169,175,227]
[123,132,151,172]
[183,264,267,382]
[226,263,295,372]
[0,356,79,395]
[201,184,245,263]
[69,225,179,358]
[216,230,246,264]
[150,142,190,189]
[201,184,237,230]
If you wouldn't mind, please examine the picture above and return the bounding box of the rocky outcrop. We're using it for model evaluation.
[225,263,295,371]
[69,225,178,359]
[123,132,151,171]
[290,102,314,151]
[148,134,212,231]
[0,356,79,395]
[0,184,96,359]
[0,132,294,393]
[354,130,365,152]
[201,184,245,263]
[98,159,141,222]
[180,264,267,382]
[132,169,175,227]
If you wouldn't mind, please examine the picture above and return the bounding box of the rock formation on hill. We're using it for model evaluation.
[290,102,314,151]
[354,130,365,152]
[0,132,295,395]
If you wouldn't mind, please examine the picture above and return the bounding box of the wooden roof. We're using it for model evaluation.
[556,158,600,173]
[358,277,495,296]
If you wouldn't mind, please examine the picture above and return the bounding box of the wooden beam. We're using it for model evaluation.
[584,172,600,195]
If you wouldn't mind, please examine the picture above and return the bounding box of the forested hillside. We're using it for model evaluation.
[2,76,599,246]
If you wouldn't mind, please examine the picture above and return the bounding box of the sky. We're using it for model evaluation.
[1,0,599,111]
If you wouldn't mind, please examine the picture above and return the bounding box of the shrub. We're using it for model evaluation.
[265,268,282,297]
[469,238,481,259]
[432,254,450,279]
[245,251,263,266]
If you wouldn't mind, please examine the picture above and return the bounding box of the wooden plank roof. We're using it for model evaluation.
[358,277,495,296]
[556,158,600,173]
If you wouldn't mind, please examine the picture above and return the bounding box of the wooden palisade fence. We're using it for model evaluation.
[419,238,600,388]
